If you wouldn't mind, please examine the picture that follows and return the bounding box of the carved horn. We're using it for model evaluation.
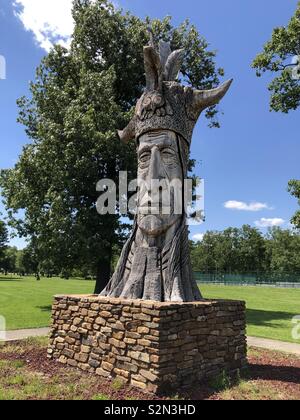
[193,79,233,111]
[117,117,136,144]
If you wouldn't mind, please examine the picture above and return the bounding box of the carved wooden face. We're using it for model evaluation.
[137,130,183,237]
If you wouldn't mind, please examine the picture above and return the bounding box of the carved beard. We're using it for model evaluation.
[100,134,202,302]
[137,189,179,238]
[100,221,202,302]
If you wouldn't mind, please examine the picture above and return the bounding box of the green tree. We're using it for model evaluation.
[238,225,266,274]
[20,245,40,277]
[0,0,226,293]
[216,227,241,273]
[0,220,8,271]
[190,225,266,274]
[0,220,8,266]
[15,250,26,276]
[190,231,220,273]
[288,179,300,228]
[1,247,18,275]
[252,2,300,112]
[190,229,240,273]
[266,227,300,277]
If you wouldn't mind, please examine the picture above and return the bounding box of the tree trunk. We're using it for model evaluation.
[94,247,112,294]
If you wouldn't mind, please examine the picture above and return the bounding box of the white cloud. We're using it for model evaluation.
[12,0,119,51]
[13,0,74,52]
[254,218,285,228]
[224,200,271,212]
[192,233,204,242]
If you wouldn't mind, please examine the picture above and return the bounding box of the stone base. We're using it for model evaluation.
[48,295,247,394]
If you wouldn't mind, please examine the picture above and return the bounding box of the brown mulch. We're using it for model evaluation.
[0,347,64,376]
[1,342,300,400]
[0,343,162,400]
[242,349,300,400]
[197,349,300,400]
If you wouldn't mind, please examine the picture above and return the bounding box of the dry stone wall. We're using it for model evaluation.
[48,295,247,394]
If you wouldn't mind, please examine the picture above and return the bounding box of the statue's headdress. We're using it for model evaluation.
[118,35,232,146]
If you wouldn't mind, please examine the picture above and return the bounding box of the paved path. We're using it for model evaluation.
[1,328,51,342]
[247,336,300,356]
[2,328,300,355]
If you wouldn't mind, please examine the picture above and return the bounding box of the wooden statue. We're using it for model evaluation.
[101,38,232,302]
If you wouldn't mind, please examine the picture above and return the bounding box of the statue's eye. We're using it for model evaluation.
[161,148,176,164]
[139,152,151,165]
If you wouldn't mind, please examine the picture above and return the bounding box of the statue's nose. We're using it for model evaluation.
[147,147,165,187]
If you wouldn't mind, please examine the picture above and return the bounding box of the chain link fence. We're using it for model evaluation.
[194,272,300,288]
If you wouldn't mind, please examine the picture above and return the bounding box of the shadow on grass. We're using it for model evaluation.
[246,309,296,328]
[185,362,300,400]
[249,363,300,385]
[36,305,52,313]
[0,277,22,282]
[53,277,95,282]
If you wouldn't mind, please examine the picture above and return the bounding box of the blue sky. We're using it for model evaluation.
[0,0,299,248]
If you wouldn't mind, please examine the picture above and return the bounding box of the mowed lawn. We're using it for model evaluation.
[0,276,93,330]
[201,284,300,343]
[0,276,300,344]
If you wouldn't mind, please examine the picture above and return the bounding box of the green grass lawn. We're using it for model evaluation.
[0,276,299,344]
[0,276,93,330]
[201,284,300,344]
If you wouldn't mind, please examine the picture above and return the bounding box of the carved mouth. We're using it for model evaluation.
[138,205,174,216]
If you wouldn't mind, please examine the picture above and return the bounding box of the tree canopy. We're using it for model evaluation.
[0,220,8,261]
[0,0,226,292]
[191,225,300,279]
[252,2,300,112]
[289,179,300,229]
[191,225,267,274]
[265,227,300,276]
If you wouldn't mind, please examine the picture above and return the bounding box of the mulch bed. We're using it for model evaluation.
[0,343,162,400]
[1,342,300,400]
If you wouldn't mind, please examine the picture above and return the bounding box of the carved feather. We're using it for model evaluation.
[144,46,163,91]
[159,40,172,69]
[164,49,185,81]
[147,26,156,49]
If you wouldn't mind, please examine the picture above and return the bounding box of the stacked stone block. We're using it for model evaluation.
[48,295,247,394]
